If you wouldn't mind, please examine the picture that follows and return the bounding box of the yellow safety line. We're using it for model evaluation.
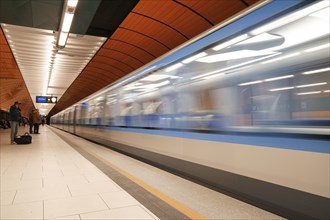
[86,148,206,220]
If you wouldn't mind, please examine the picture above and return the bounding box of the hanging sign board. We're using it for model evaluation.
[36,96,57,103]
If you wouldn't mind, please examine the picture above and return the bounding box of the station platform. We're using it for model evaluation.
[1,125,283,220]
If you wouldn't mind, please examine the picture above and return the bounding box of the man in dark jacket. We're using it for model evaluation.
[9,101,22,144]
[28,109,34,134]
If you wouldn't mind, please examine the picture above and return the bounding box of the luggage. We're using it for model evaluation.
[14,132,32,144]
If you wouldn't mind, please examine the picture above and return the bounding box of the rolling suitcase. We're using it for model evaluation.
[14,132,32,144]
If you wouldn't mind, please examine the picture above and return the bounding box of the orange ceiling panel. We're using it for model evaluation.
[104,39,156,63]
[93,56,135,73]
[49,0,260,115]
[86,64,125,79]
[176,0,249,25]
[121,13,188,49]
[0,28,34,116]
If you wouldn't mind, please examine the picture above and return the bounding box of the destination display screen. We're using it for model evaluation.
[36,96,57,103]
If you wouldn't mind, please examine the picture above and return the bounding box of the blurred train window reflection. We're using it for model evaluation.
[104,1,330,134]
[52,0,329,136]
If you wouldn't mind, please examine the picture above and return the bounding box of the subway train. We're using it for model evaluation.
[51,0,330,219]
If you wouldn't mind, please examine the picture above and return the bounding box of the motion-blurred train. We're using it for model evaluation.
[51,0,330,219]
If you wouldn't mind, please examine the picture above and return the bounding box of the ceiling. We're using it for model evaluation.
[0,0,260,118]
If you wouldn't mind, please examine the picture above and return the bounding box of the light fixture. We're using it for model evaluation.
[57,0,79,48]
[269,87,294,92]
[297,91,322,95]
[296,82,327,88]
[264,75,294,82]
[238,80,263,86]
[302,67,330,75]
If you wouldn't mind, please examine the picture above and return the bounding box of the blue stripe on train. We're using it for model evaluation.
[83,125,330,154]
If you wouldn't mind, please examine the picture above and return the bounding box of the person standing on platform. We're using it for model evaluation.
[28,109,35,134]
[9,101,22,144]
[33,109,42,134]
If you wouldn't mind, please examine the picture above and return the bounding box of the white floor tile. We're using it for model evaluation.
[60,167,82,176]
[68,181,120,196]
[80,205,155,220]
[14,185,71,204]
[99,191,139,209]
[43,162,61,170]
[78,167,102,176]
[42,169,64,178]
[53,214,81,220]
[43,175,89,188]
[73,161,96,170]
[21,170,44,180]
[44,195,108,219]
[1,177,42,191]
[1,190,16,205]
[0,201,43,220]
[2,170,23,179]
[84,173,112,183]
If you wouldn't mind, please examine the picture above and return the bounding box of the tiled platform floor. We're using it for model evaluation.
[1,126,157,219]
[1,126,283,219]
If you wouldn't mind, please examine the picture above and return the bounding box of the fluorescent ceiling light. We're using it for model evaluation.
[197,50,276,63]
[62,13,74,32]
[297,91,322,95]
[58,32,69,47]
[165,63,184,72]
[238,80,263,86]
[304,43,330,52]
[296,82,327,88]
[212,34,248,51]
[302,67,330,75]
[323,90,330,93]
[269,87,294,92]
[261,52,300,64]
[67,0,78,7]
[182,52,207,64]
[264,75,294,82]
[57,0,78,48]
